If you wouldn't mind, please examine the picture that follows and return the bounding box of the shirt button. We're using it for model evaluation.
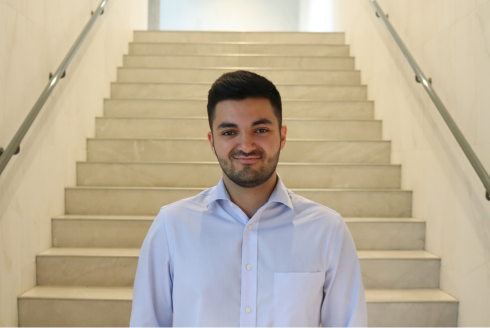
[248,225,253,230]
[245,307,251,313]
[246,264,252,270]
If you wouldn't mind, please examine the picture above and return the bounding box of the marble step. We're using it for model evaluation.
[35,248,440,289]
[110,82,367,100]
[18,286,458,327]
[65,187,412,217]
[95,118,381,140]
[18,286,133,327]
[122,55,355,70]
[76,162,401,189]
[117,67,361,85]
[133,31,345,44]
[365,289,458,327]
[87,138,391,164]
[104,99,374,119]
[128,42,350,56]
[52,215,425,250]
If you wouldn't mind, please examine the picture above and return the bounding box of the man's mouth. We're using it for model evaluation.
[233,156,261,164]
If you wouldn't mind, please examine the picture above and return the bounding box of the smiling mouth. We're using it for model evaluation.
[233,156,261,164]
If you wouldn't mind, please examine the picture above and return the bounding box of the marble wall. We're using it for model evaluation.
[328,0,490,325]
[0,0,147,325]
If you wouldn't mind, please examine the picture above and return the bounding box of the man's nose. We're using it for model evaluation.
[236,133,256,153]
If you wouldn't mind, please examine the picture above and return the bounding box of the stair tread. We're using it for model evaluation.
[89,137,387,142]
[105,98,373,102]
[112,81,364,87]
[96,117,378,122]
[19,286,133,300]
[66,186,410,191]
[130,41,347,46]
[118,66,359,72]
[38,247,437,260]
[53,214,423,223]
[79,161,399,167]
[20,286,456,303]
[365,289,458,303]
[124,53,353,59]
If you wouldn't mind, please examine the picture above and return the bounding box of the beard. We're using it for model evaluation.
[216,146,280,188]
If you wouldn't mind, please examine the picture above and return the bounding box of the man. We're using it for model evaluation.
[130,70,367,327]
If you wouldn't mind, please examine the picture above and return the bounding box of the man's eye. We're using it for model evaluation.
[256,128,269,133]
[222,131,236,136]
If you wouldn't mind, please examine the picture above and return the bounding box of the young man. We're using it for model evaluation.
[130,70,367,327]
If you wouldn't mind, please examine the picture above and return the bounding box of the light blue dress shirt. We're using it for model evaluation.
[130,175,367,327]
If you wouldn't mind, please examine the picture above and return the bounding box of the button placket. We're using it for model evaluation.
[239,209,264,327]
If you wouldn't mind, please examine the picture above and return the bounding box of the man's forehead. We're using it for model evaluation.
[215,98,275,117]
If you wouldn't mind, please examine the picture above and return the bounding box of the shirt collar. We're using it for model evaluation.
[205,174,293,210]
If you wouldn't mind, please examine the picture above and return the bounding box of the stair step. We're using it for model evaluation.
[76,162,401,189]
[365,289,459,327]
[52,215,425,250]
[18,286,457,327]
[122,54,355,70]
[117,67,361,85]
[128,42,350,56]
[104,99,374,120]
[65,187,412,217]
[18,286,132,327]
[35,248,439,289]
[87,138,390,163]
[133,31,346,44]
[95,117,381,140]
[110,82,366,100]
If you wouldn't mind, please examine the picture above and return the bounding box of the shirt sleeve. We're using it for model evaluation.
[130,208,173,327]
[320,216,368,327]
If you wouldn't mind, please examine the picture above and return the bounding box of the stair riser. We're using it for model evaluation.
[18,298,131,327]
[36,254,439,289]
[52,218,425,250]
[18,298,458,327]
[110,83,367,100]
[123,55,355,70]
[133,31,345,44]
[104,99,374,120]
[117,68,361,85]
[360,259,440,289]
[65,188,412,217]
[129,43,350,56]
[348,221,425,250]
[87,139,391,164]
[76,163,401,189]
[367,302,458,327]
[95,118,381,140]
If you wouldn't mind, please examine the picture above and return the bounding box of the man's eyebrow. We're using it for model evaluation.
[217,122,238,130]
[251,118,273,126]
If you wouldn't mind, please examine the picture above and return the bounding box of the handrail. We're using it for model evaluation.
[0,0,109,177]
[368,0,490,201]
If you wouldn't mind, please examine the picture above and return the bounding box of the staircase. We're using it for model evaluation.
[18,31,459,327]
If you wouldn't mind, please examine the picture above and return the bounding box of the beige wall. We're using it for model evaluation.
[0,0,147,325]
[329,0,490,325]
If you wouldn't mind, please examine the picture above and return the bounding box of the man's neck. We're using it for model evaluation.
[222,173,278,219]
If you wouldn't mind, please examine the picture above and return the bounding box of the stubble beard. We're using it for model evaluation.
[216,146,280,188]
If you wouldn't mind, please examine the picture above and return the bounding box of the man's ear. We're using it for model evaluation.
[280,125,287,150]
[207,131,215,154]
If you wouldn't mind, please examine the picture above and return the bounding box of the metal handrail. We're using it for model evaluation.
[368,0,490,201]
[0,0,109,177]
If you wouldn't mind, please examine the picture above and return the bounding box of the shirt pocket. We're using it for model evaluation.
[273,271,326,327]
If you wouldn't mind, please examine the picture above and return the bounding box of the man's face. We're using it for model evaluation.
[207,98,287,188]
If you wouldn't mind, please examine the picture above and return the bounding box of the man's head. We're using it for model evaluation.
[207,70,287,188]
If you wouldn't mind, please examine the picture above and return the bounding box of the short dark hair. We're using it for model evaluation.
[207,70,282,130]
